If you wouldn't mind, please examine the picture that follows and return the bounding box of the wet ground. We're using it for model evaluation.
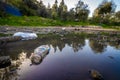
[0,33,120,80]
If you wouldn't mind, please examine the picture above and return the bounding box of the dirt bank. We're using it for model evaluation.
[0,26,120,34]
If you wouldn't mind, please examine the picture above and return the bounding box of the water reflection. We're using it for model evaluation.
[0,33,120,80]
[1,33,120,55]
[0,52,27,80]
[89,39,107,53]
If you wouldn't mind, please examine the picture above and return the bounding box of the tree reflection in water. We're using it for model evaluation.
[1,33,120,56]
[0,52,27,80]
[0,33,120,80]
[89,40,107,53]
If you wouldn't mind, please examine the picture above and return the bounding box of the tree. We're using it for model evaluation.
[67,8,75,21]
[0,1,6,17]
[51,0,58,19]
[75,0,89,22]
[18,0,37,16]
[46,3,52,18]
[58,0,68,21]
[23,0,39,10]
[115,11,120,21]
[37,0,48,17]
[92,0,116,24]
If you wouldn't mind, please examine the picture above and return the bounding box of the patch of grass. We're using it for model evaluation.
[0,16,91,27]
[0,16,120,30]
[0,33,11,37]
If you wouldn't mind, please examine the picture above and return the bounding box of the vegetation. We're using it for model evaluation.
[0,16,90,26]
[0,0,120,27]
[91,0,120,27]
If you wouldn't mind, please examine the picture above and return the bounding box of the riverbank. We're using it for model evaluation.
[0,16,120,29]
[0,26,120,35]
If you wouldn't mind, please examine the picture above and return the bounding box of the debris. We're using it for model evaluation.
[13,32,38,40]
[30,45,50,65]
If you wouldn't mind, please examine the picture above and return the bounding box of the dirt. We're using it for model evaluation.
[0,26,120,34]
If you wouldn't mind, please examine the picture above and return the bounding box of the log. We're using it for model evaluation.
[0,56,11,68]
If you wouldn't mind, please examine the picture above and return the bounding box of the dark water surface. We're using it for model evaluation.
[0,33,120,80]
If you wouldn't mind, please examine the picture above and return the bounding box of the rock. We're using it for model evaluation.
[0,40,7,48]
[0,56,11,68]
[89,69,104,80]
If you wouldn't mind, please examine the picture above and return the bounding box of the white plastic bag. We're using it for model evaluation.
[13,32,38,40]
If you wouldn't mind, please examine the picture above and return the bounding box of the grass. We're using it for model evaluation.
[0,16,92,27]
[0,16,120,29]
[0,33,11,37]
[0,16,59,27]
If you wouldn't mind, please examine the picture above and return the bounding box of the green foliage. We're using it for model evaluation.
[67,8,75,21]
[51,0,58,19]
[75,0,89,22]
[115,11,120,21]
[92,0,117,26]
[23,0,39,10]
[0,0,120,28]
[0,1,7,17]
[19,3,37,16]
[58,0,68,21]
[0,33,10,37]
[37,0,48,17]
[93,0,116,17]
[0,16,63,26]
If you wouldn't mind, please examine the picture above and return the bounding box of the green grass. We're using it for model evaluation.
[0,16,120,29]
[0,16,91,27]
[0,33,11,37]
[0,16,60,27]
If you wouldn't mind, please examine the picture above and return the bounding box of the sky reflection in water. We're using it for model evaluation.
[0,34,120,80]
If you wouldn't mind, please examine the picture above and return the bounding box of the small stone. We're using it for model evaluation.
[89,69,104,80]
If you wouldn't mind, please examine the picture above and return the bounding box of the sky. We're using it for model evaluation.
[41,0,120,17]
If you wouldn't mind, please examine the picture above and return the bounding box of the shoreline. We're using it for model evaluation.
[0,26,120,34]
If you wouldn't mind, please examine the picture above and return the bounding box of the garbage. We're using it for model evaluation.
[13,32,38,40]
[89,69,104,80]
[30,45,50,65]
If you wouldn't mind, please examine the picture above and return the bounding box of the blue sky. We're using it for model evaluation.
[41,0,120,17]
